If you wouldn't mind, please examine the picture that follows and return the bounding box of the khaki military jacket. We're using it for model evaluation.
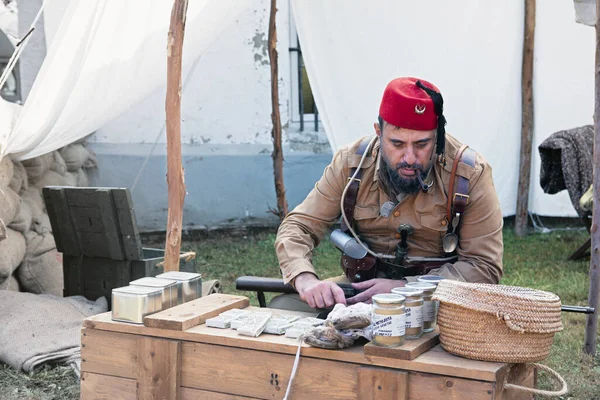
[275,134,503,286]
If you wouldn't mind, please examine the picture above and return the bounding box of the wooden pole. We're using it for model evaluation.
[584,0,600,356]
[515,0,536,237]
[268,0,288,220]
[164,0,188,271]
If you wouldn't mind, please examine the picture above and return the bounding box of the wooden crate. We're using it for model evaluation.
[43,187,196,307]
[81,299,536,400]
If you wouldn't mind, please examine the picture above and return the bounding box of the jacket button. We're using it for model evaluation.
[442,219,448,226]
[393,211,401,217]
[395,233,401,239]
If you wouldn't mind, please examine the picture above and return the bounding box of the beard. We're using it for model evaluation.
[380,153,431,196]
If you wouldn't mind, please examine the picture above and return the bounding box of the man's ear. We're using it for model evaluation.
[374,122,382,137]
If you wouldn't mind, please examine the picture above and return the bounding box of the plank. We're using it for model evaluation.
[111,188,135,210]
[494,363,535,400]
[408,371,494,400]
[181,388,259,399]
[82,258,131,307]
[69,206,104,233]
[97,189,125,260]
[64,188,100,208]
[363,329,440,360]
[358,367,408,400]
[80,372,135,400]
[143,294,250,331]
[81,328,137,379]
[83,310,507,382]
[180,342,358,399]
[116,206,143,260]
[45,187,81,255]
[137,337,181,399]
[62,255,83,298]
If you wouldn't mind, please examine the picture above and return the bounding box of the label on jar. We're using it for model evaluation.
[424,300,436,322]
[372,312,406,337]
[405,305,423,328]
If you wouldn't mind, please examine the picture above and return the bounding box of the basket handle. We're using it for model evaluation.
[497,313,526,333]
[504,363,568,398]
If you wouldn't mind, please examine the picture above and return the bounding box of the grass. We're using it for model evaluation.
[1,225,599,399]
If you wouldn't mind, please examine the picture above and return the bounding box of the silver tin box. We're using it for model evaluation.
[156,271,202,304]
[112,285,163,324]
[129,277,178,310]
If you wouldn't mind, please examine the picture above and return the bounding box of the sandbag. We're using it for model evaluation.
[22,187,45,219]
[0,156,14,189]
[59,144,91,172]
[0,275,20,292]
[33,169,77,190]
[9,158,28,195]
[16,231,63,296]
[22,153,54,184]
[0,187,21,227]
[71,168,89,187]
[31,212,52,235]
[84,148,98,169]
[8,198,32,233]
[50,151,67,176]
[0,228,26,283]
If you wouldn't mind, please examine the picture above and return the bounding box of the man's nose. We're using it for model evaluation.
[402,148,417,165]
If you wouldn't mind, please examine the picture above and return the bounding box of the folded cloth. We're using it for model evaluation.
[0,291,107,376]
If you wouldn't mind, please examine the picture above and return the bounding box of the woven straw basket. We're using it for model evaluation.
[432,280,563,363]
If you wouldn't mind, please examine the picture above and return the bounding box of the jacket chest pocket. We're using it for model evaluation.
[412,212,446,253]
[352,205,382,233]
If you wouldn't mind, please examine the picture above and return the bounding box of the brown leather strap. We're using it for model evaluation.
[340,137,373,232]
[453,148,476,216]
[446,144,469,223]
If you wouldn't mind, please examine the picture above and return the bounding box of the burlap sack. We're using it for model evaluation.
[8,198,32,233]
[22,153,54,184]
[84,148,98,169]
[16,231,62,296]
[71,168,89,187]
[0,275,20,291]
[59,144,91,172]
[22,187,45,219]
[0,187,21,227]
[9,158,28,195]
[32,212,52,235]
[50,151,67,176]
[34,169,77,190]
[0,228,26,283]
[0,156,14,189]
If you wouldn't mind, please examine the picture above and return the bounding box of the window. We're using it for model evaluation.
[289,14,320,132]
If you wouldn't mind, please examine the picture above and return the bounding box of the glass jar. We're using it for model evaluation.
[406,282,437,332]
[391,287,424,339]
[418,275,445,323]
[371,294,406,347]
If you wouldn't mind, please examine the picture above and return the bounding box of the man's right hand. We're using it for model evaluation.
[294,272,346,309]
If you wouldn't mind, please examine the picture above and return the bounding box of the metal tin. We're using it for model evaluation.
[129,277,178,309]
[111,285,163,324]
[155,271,202,304]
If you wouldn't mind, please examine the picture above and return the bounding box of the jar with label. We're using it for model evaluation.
[418,276,445,326]
[406,282,437,332]
[371,294,406,347]
[390,287,424,339]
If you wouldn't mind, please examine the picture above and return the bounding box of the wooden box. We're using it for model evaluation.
[42,187,196,307]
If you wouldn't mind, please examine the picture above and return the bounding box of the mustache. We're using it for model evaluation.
[395,162,424,171]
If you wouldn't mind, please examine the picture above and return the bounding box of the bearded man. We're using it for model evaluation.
[273,77,503,311]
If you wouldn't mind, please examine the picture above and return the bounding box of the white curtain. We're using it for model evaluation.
[291,0,594,217]
[0,0,243,160]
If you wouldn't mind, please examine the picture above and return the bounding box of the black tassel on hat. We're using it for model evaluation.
[416,80,446,164]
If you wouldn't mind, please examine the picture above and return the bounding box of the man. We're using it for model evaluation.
[273,77,503,311]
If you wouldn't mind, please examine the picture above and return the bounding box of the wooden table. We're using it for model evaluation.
[80,307,534,399]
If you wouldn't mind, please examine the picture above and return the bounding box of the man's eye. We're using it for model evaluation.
[416,142,428,149]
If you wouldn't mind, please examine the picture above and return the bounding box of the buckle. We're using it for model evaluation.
[347,177,361,183]
[453,193,469,205]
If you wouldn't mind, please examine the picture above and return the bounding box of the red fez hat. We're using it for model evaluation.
[379,77,440,131]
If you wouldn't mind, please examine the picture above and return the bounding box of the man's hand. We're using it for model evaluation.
[346,279,405,304]
[294,272,346,309]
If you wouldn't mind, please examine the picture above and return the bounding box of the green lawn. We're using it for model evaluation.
[1,226,599,399]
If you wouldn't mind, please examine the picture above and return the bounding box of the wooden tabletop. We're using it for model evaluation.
[84,306,509,382]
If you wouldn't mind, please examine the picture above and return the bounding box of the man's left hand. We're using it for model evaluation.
[346,278,406,304]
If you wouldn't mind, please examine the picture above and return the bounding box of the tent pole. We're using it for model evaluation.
[584,0,600,356]
[164,0,188,272]
[515,0,536,237]
[268,0,288,220]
